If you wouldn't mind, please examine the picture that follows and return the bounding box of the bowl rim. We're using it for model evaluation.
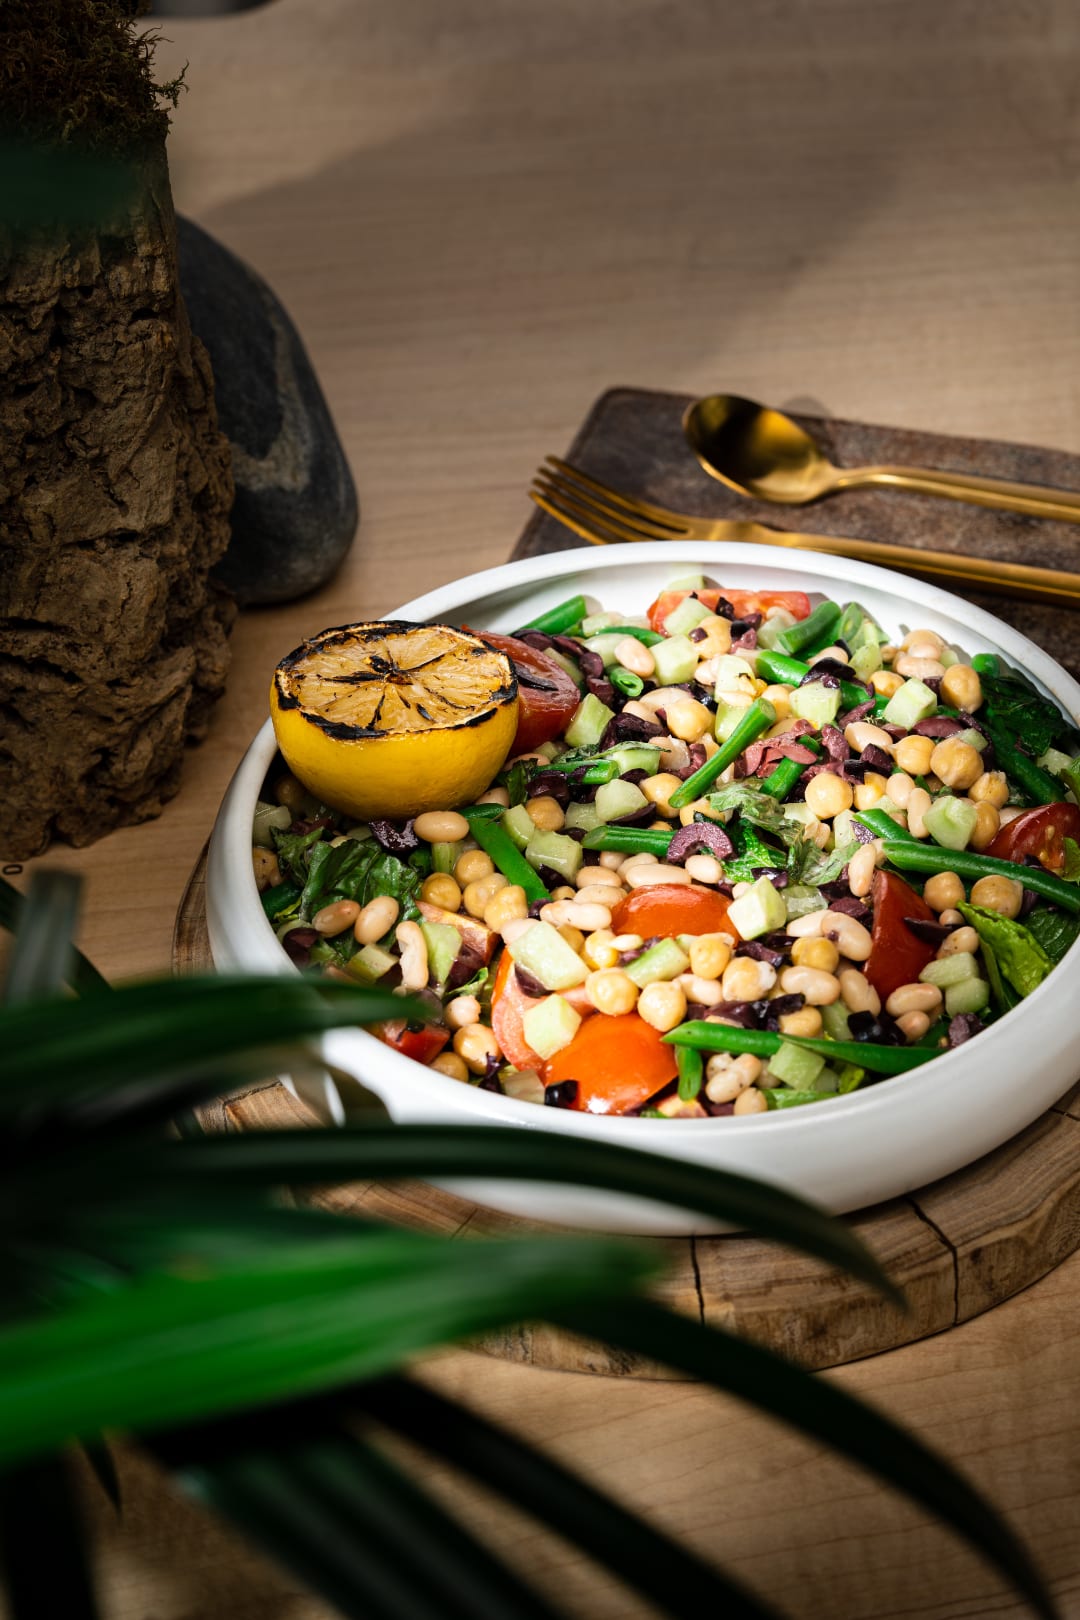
[211,541,1080,1148]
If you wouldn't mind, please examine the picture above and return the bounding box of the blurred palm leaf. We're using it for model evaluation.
[0,873,1056,1620]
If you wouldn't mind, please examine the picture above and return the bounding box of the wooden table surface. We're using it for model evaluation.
[20,1,1080,1613]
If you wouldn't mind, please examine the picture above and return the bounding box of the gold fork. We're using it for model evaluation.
[529,457,1080,609]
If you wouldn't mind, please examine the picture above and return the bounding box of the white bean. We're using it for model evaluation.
[624,864,694,888]
[395,920,429,991]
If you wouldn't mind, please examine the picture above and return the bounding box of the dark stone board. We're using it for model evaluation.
[513,386,1080,685]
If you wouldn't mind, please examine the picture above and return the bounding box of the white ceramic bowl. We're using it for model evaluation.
[208,543,1080,1233]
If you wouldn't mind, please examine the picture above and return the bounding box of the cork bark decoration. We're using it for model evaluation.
[0,2,235,859]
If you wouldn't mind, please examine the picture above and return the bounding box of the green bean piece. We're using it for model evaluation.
[663,1021,936,1076]
[260,881,302,919]
[880,842,1080,913]
[761,1088,839,1110]
[853,808,920,843]
[581,826,674,857]
[676,1044,704,1102]
[458,802,504,821]
[462,809,550,902]
[982,720,1066,805]
[668,697,777,811]
[519,594,588,635]
[754,649,867,713]
[602,626,665,645]
[775,600,842,660]
[971,652,1000,678]
[759,736,821,799]
[610,666,645,699]
[580,760,620,784]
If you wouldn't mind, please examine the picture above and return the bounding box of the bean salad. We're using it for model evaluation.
[254,576,1080,1118]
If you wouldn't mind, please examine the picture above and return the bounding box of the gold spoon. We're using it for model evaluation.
[684,393,1080,524]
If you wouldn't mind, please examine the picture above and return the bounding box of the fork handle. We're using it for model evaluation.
[839,464,1080,524]
[746,526,1080,608]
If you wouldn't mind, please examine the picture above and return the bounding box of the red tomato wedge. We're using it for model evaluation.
[490,950,593,1071]
[864,871,937,1004]
[985,802,1080,872]
[371,1019,449,1066]
[471,631,582,755]
[542,1013,679,1115]
[609,884,735,940]
[646,588,812,635]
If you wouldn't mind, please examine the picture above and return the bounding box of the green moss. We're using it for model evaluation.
[0,0,185,155]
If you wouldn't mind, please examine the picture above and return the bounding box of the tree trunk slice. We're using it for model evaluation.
[175,844,1080,1377]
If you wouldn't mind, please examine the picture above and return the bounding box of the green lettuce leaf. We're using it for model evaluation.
[958,903,1053,998]
[1061,837,1080,883]
[298,838,427,924]
[271,825,331,888]
[1024,906,1080,965]
[706,780,787,833]
[979,667,1080,758]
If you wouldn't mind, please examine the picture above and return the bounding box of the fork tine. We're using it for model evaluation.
[545,456,696,534]
[533,470,672,542]
[528,489,655,549]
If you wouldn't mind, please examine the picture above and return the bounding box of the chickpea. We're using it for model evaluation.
[452,1023,502,1074]
[614,635,655,677]
[722,956,777,1001]
[636,980,687,1033]
[779,1006,824,1037]
[558,925,585,954]
[906,787,933,838]
[940,663,983,712]
[870,670,904,697]
[845,721,894,754]
[666,698,714,743]
[484,884,529,933]
[970,874,1024,919]
[923,870,963,912]
[446,995,483,1029]
[430,1051,470,1082]
[313,899,361,936]
[892,733,935,776]
[838,967,880,1015]
[761,683,793,720]
[413,810,470,843]
[938,925,979,957]
[422,872,463,911]
[695,613,734,658]
[551,885,576,901]
[792,936,840,973]
[929,738,983,791]
[463,872,508,918]
[641,773,685,818]
[656,1096,708,1119]
[705,1051,762,1104]
[355,894,400,944]
[885,771,916,809]
[455,848,495,886]
[582,929,619,970]
[853,773,889,810]
[969,801,1000,851]
[779,964,840,1005]
[678,798,714,827]
[970,770,1009,809]
[526,795,565,832]
[734,1086,768,1115]
[585,969,639,1016]
[804,771,854,820]
[885,982,943,1018]
[896,1010,931,1042]
[689,934,734,980]
[252,846,281,891]
[274,772,311,813]
[938,909,964,927]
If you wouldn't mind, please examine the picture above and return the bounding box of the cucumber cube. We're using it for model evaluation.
[713,654,758,696]
[580,611,623,635]
[665,573,707,590]
[507,921,588,991]
[431,840,462,874]
[523,994,582,1059]
[883,678,938,729]
[923,796,978,851]
[789,681,841,728]
[419,921,462,988]
[652,634,698,686]
[543,648,585,689]
[945,976,990,1016]
[594,778,649,823]
[767,1039,825,1090]
[583,633,628,669]
[920,951,979,988]
[624,937,690,988]
[714,694,756,742]
[821,1000,852,1041]
[727,876,788,940]
[850,642,883,681]
[953,728,988,753]
[662,595,713,637]
[784,883,827,920]
[347,942,398,983]
[502,803,537,850]
[563,800,603,833]
[524,829,584,882]
[605,743,662,775]
[564,693,614,748]
[1038,746,1073,777]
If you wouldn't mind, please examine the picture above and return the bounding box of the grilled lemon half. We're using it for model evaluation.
[270,621,519,821]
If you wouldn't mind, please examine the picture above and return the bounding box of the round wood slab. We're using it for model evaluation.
[177,846,1080,1377]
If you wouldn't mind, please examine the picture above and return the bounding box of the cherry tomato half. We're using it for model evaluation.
[864,870,937,1005]
[609,884,734,940]
[542,1012,679,1115]
[646,588,812,635]
[371,1018,449,1066]
[985,802,1080,873]
[472,631,582,755]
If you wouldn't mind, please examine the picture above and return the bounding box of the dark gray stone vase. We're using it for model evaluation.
[177,216,359,605]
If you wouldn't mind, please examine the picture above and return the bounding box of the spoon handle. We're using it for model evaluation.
[841,465,1080,524]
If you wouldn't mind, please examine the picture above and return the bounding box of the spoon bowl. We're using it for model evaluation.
[684,392,1080,522]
